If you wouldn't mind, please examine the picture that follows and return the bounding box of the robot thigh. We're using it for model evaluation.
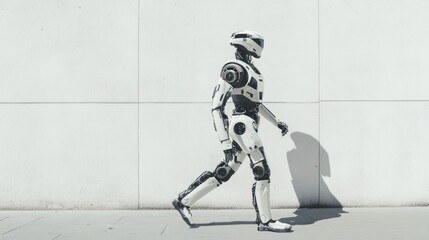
[229,115,263,154]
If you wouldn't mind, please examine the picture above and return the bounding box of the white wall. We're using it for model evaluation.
[319,0,429,207]
[0,0,428,209]
[0,0,139,209]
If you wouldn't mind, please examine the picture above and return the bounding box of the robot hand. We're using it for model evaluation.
[277,122,289,136]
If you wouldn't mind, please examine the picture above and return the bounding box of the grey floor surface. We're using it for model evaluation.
[0,207,428,240]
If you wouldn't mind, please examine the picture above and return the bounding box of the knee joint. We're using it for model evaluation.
[252,160,270,181]
[214,162,235,183]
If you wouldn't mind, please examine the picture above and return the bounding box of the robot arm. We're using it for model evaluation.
[259,104,280,126]
[259,104,289,136]
[211,78,233,150]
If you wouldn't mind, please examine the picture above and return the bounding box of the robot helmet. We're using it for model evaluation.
[230,30,264,58]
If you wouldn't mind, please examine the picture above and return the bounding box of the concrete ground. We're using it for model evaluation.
[0,207,428,240]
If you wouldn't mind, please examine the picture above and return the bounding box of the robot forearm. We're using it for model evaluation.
[211,108,232,150]
[259,104,281,126]
[211,78,233,150]
[259,104,289,136]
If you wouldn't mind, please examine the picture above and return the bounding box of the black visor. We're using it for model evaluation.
[235,33,249,38]
[252,38,264,48]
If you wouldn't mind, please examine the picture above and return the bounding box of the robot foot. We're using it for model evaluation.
[172,199,195,227]
[257,220,292,232]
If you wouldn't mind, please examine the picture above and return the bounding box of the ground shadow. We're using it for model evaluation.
[280,131,347,225]
[193,220,255,228]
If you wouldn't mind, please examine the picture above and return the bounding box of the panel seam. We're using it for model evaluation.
[137,0,140,210]
[317,0,321,207]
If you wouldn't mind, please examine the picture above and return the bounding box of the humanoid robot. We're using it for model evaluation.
[172,31,291,232]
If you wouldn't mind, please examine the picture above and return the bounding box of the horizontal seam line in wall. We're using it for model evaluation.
[1,100,427,104]
[139,101,320,104]
[0,102,139,104]
[321,100,429,102]
[0,101,320,104]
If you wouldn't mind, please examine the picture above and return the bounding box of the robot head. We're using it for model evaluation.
[230,31,264,58]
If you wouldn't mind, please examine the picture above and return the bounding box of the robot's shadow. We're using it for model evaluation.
[280,208,347,226]
[280,131,348,225]
[192,220,255,228]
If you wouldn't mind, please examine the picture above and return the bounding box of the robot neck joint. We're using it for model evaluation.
[235,49,252,64]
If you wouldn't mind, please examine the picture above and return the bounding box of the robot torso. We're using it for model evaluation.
[221,59,264,120]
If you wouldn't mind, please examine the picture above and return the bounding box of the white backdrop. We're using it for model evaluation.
[0,0,428,209]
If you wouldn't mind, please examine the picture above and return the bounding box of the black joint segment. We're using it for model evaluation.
[252,160,271,181]
[226,72,234,81]
[221,62,248,88]
[214,162,236,183]
[232,141,242,152]
[233,155,242,164]
[233,122,246,135]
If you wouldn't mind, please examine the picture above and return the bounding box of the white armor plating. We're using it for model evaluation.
[254,180,272,223]
[229,114,263,156]
[230,31,264,58]
[228,59,264,103]
[211,78,233,150]
[181,177,220,207]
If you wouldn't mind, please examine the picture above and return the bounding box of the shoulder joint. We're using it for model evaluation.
[220,62,248,88]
